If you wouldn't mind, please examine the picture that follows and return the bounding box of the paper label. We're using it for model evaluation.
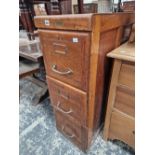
[72,38,78,43]
[44,19,50,26]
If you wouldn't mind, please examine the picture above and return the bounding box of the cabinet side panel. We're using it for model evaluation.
[93,14,135,133]
[93,29,117,132]
[87,15,101,145]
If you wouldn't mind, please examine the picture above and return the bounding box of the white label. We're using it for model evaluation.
[44,19,50,26]
[72,38,78,43]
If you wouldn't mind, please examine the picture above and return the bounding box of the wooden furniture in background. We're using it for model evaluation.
[77,0,84,13]
[74,3,97,14]
[33,3,47,15]
[19,39,42,62]
[59,0,72,14]
[19,38,48,104]
[19,0,35,40]
[19,60,39,79]
[103,42,135,148]
[19,0,86,38]
[34,13,134,151]
[32,0,61,15]
[121,1,135,12]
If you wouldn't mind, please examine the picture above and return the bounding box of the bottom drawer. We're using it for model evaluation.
[109,111,135,148]
[55,110,88,150]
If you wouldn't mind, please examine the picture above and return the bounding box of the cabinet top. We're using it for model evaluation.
[107,42,135,62]
[34,13,134,32]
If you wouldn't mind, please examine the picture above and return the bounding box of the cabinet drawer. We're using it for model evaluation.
[39,30,90,91]
[109,111,135,148]
[47,76,87,126]
[114,86,135,117]
[118,61,135,89]
[55,110,87,150]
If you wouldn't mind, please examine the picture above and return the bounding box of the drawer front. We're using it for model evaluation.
[47,76,87,126]
[55,110,88,150]
[34,15,92,31]
[118,61,135,89]
[114,86,135,117]
[39,30,90,91]
[109,111,135,148]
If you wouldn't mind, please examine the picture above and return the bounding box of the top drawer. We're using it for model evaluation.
[39,30,90,91]
[34,14,93,31]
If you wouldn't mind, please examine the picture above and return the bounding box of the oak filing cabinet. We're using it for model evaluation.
[103,42,135,148]
[34,13,134,151]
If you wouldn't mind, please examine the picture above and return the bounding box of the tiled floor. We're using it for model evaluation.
[19,78,135,155]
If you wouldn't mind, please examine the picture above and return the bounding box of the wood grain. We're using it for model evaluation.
[118,61,135,89]
[114,85,135,117]
[107,42,135,62]
[103,59,122,140]
[109,110,135,148]
[100,13,134,32]
[34,14,93,31]
[87,15,101,142]
[103,42,135,148]
[39,30,90,91]
[55,110,88,151]
[47,76,87,126]
[35,13,135,151]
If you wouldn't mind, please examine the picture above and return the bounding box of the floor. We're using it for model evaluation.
[19,78,135,155]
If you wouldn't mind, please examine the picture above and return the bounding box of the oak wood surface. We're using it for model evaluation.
[91,28,117,134]
[103,42,135,148]
[118,61,135,89]
[55,109,88,151]
[39,30,90,91]
[34,13,134,32]
[109,110,135,148]
[35,13,135,151]
[114,85,135,117]
[103,59,122,140]
[47,76,87,126]
[107,42,135,62]
[100,13,134,33]
[87,15,101,142]
[55,110,83,147]
[34,14,93,31]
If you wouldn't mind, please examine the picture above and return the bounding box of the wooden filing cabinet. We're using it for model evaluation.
[103,42,135,148]
[34,13,134,151]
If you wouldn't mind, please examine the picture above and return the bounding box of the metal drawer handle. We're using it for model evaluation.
[56,101,72,114]
[62,126,75,138]
[52,64,73,75]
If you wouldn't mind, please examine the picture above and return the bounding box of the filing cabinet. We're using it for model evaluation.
[34,13,134,151]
